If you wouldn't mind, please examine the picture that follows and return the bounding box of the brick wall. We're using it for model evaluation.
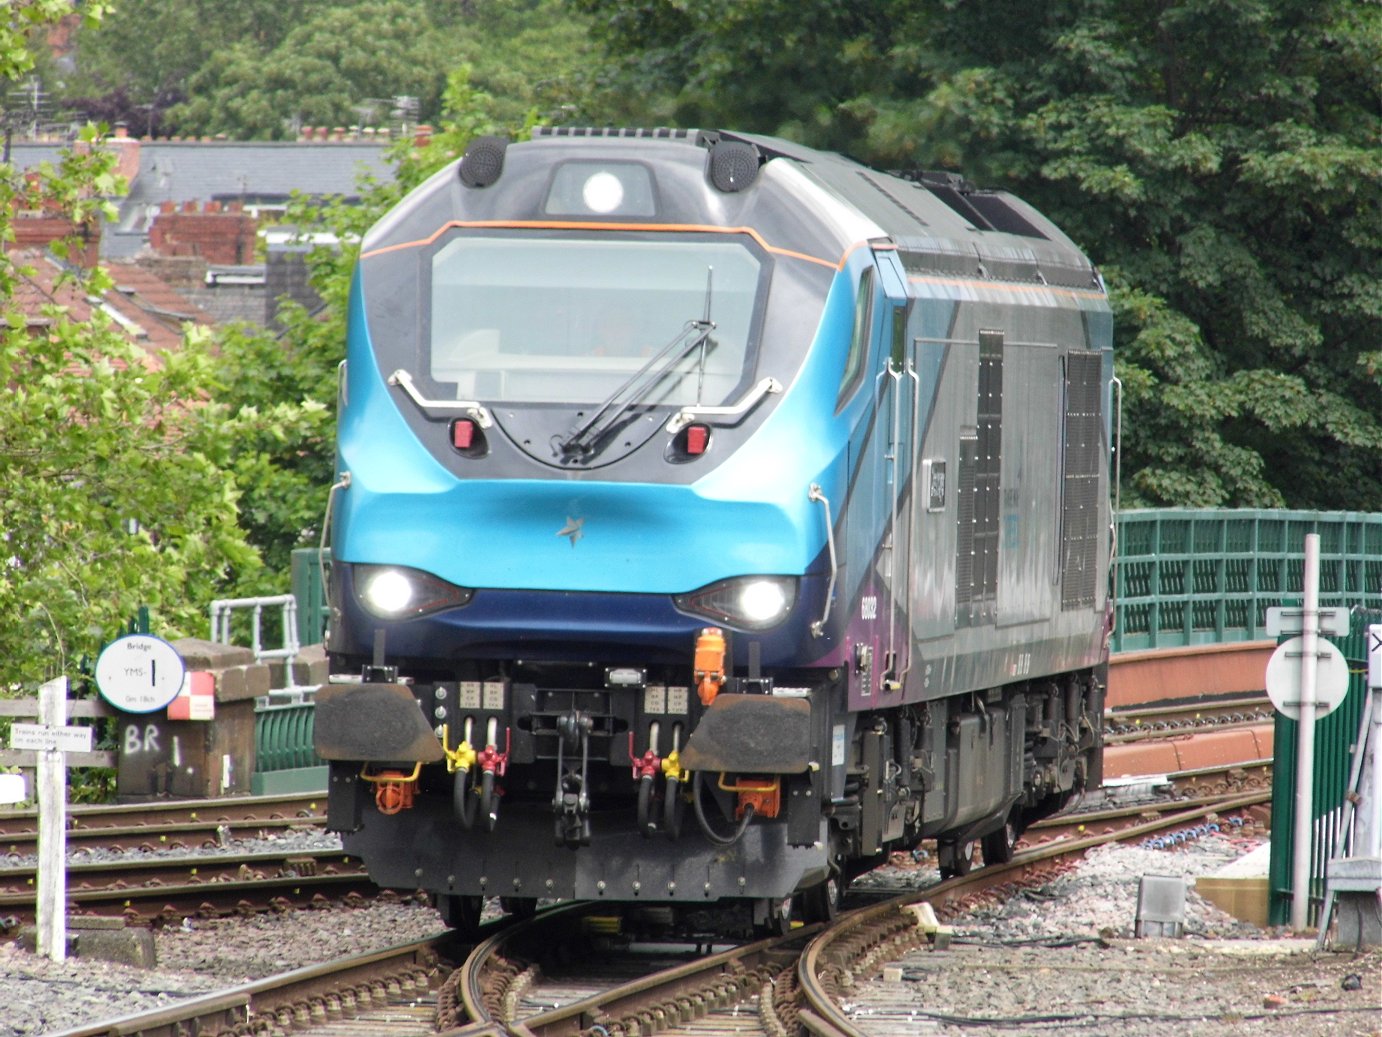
[148,201,257,265]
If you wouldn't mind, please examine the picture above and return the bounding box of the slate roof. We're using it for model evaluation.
[7,139,396,258]
[128,141,393,208]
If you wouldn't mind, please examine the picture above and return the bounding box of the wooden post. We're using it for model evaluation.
[36,676,69,962]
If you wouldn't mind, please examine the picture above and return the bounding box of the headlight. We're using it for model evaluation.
[355,564,474,619]
[674,576,797,631]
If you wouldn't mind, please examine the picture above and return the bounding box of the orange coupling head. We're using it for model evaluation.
[361,763,421,815]
[694,626,727,706]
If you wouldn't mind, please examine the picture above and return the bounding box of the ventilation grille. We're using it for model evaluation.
[1061,351,1104,610]
[957,331,1004,624]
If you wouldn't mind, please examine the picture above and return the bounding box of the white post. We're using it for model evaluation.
[35,676,69,962]
[1361,685,1382,860]
[1292,534,1320,932]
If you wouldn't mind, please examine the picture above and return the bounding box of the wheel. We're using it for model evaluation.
[981,819,1017,865]
[753,895,794,937]
[436,894,485,935]
[796,874,843,924]
[499,896,538,920]
[938,839,974,880]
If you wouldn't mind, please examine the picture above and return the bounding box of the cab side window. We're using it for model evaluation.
[836,267,874,409]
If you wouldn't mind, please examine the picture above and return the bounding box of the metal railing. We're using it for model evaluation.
[210,593,324,793]
[209,594,301,686]
[1113,509,1382,652]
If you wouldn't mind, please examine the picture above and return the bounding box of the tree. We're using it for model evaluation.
[171,2,450,140]
[577,0,1382,510]
[1,3,260,689]
[61,0,597,141]
[61,0,338,132]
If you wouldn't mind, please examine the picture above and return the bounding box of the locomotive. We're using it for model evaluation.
[314,128,1113,933]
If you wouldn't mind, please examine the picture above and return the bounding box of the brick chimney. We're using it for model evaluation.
[149,203,258,265]
[7,172,102,268]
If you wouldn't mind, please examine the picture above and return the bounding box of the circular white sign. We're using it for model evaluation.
[0,772,26,805]
[95,634,187,714]
[1264,635,1350,720]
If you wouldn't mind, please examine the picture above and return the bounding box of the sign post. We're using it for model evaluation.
[1294,534,1320,932]
[11,677,94,962]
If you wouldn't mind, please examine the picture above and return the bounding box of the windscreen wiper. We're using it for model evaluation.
[556,269,715,463]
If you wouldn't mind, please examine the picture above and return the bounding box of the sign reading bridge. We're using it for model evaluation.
[94,634,186,713]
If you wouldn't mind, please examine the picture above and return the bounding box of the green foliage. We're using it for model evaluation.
[0,267,260,688]
[0,3,259,692]
[579,0,1382,511]
[63,0,597,141]
[172,1,450,140]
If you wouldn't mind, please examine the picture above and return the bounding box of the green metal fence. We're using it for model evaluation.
[1113,509,1382,652]
[252,701,327,795]
[291,548,330,648]
[1266,609,1375,927]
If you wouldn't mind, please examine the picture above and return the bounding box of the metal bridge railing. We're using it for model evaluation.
[209,593,302,686]
[210,593,325,794]
[1113,509,1382,652]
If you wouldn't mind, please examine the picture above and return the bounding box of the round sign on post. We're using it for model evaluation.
[0,772,26,805]
[95,634,187,714]
[1265,635,1350,720]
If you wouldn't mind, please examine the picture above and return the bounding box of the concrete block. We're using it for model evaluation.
[1135,874,1186,937]
[70,915,157,968]
[1196,843,1271,927]
[172,637,254,670]
[1325,857,1382,949]
[214,663,271,703]
[213,665,247,702]
[18,917,157,968]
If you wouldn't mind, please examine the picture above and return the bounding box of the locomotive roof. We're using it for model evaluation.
[714,129,1098,289]
[363,127,1099,290]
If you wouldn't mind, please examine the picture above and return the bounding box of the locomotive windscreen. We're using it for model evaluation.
[427,232,765,407]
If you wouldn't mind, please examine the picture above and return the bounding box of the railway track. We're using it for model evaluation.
[0,846,375,929]
[0,757,1272,931]
[42,789,1272,1037]
[1105,693,1273,739]
[46,929,462,1037]
[0,792,327,857]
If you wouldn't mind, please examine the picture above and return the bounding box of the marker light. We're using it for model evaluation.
[453,419,475,449]
[674,576,797,631]
[355,564,475,619]
[685,424,710,455]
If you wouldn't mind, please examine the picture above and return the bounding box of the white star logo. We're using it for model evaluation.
[557,516,584,547]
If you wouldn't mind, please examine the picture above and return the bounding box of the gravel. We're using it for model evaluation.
[847,832,1382,1037]
[4,828,1379,1036]
[3,895,452,1036]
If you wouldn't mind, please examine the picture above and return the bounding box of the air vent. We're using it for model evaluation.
[908,171,1048,239]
